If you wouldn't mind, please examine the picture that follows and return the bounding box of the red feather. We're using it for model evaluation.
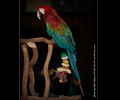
[37,5,66,30]
[46,15,59,30]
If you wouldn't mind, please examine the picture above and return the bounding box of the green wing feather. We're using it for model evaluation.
[46,21,76,53]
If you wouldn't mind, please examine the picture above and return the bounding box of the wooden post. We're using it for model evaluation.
[43,45,53,100]
[21,44,29,100]
[27,42,39,96]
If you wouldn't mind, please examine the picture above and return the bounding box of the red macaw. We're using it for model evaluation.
[37,5,84,96]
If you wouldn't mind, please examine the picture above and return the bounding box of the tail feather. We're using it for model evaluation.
[67,50,80,81]
[78,79,85,96]
[67,51,77,78]
[67,50,84,96]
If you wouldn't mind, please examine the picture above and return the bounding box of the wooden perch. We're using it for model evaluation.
[21,44,29,100]
[27,42,39,97]
[20,37,56,45]
[43,45,53,100]
[20,37,56,100]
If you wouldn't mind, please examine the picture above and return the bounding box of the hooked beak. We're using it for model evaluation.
[37,10,41,20]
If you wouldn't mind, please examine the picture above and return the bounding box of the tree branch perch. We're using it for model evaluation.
[20,37,56,45]
[20,37,55,100]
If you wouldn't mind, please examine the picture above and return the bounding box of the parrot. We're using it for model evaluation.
[37,5,84,96]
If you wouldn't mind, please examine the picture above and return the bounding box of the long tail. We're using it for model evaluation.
[67,50,84,97]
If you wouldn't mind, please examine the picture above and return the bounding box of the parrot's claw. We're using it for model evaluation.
[50,39,56,45]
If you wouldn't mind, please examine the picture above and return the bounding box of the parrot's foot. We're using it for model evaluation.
[50,39,56,45]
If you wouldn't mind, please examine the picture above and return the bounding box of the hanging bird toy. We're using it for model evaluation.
[56,52,71,83]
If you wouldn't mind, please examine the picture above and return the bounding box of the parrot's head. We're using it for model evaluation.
[37,5,53,20]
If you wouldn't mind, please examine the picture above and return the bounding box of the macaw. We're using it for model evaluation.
[37,5,84,96]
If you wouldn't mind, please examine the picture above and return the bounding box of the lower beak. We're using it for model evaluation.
[37,10,41,20]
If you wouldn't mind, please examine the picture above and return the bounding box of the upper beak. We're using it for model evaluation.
[37,10,41,20]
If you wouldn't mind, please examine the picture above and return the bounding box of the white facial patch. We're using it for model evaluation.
[39,8,45,15]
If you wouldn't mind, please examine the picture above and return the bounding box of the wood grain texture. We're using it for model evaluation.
[28,42,39,96]
[21,44,29,100]
[20,37,56,45]
[43,45,53,100]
